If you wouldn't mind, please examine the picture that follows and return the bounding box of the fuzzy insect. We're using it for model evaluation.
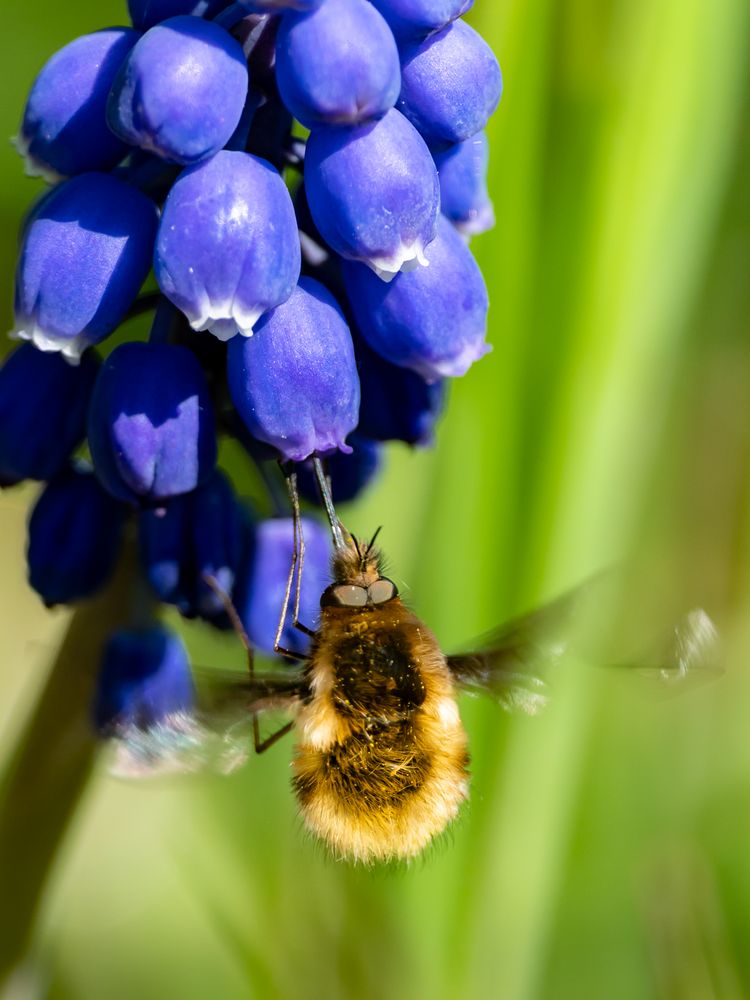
[106,461,720,864]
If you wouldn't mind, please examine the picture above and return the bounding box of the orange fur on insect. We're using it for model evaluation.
[291,539,469,863]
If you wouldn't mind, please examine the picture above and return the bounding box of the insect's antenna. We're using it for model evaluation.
[366,526,383,556]
[353,535,362,560]
[312,455,345,551]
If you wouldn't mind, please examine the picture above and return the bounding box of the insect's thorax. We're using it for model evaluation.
[292,599,470,862]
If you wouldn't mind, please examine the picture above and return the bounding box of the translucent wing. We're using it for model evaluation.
[448,577,721,715]
[103,670,307,779]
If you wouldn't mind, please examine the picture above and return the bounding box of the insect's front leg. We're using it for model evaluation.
[280,461,317,639]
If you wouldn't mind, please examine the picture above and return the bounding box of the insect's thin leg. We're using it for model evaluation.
[204,575,299,757]
[274,464,315,660]
[273,463,299,656]
[285,464,316,638]
[254,719,294,755]
[312,455,345,550]
[203,574,255,679]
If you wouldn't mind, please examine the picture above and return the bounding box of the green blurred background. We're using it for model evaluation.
[1,0,750,997]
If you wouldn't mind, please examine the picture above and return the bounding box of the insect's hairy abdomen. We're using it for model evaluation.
[292,600,469,863]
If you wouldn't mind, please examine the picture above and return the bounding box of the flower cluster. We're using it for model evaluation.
[4,0,500,740]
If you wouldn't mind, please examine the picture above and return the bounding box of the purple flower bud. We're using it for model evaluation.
[139,470,247,621]
[0,345,99,487]
[12,173,158,362]
[94,625,194,735]
[128,0,233,30]
[16,29,139,180]
[298,436,382,504]
[154,151,300,340]
[342,216,489,381]
[305,109,439,278]
[398,19,502,146]
[433,131,494,235]
[235,516,330,655]
[355,337,445,444]
[370,0,473,39]
[88,342,217,505]
[227,277,360,462]
[107,16,248,164]
[27,463,125,607]
[276,0,400,129]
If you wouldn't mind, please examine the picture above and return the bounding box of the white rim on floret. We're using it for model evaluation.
[188,298,265,341]
[454,202,496,239]
[413,338,493,383]
[362,238,431,283]
[11,133,65,185]
[10,321,87,366]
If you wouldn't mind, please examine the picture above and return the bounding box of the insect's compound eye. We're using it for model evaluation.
[321,584,369,607]
[368,578,398,604]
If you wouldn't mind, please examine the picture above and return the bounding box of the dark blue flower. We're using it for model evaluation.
[27,463,125,607]
[304,108,439,279]
[16,29,140,180]
[0,344,99,487]
[298,436,382,504]
[12,173,158,362]
[93,625,194,734]
[355,337,446,445]
[276,0,400,129]
[370,0,473,39]
[235,516,330,655]
[88,341,217,505]
[227,277,360,462]
[139,470,248,621]
[128,0,232,30]
[342,215,489,381]
[433,131,494,235]
[107,16,248,164]
[398,19,502,147]
[154,150,301,340]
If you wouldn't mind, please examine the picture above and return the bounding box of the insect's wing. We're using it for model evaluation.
[448,577,721,715]
[104,670,306,779]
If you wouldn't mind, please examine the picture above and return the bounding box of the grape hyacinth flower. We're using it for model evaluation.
[16,29,140,180]
[88,341,217,505]
[154,150,301,340]
[0,344,99,487]
[398,19,502,147]
[371,0,474,39]
[94,625,194,735]
[275,0,401,129]
[305,109,440,279]
[227,277,360,462]
[236,516,331,655]
[12,173,158,362]
[128,0,233,30]
[343,216,489,381]
[107,16,248,164]
[27,464,125,607]
[355,338,446,445]
[139,470,248,621]
[434,132,495,236]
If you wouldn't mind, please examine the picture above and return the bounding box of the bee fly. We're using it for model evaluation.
[110,458,721,864]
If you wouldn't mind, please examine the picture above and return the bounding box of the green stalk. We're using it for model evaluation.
[0,538,148,984]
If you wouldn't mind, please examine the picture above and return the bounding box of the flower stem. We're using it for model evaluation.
[0,540,145,985]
